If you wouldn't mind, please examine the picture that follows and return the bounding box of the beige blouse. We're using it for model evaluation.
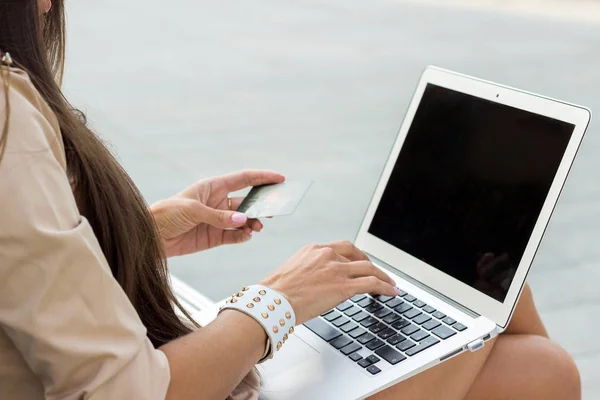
[0,68,259,399]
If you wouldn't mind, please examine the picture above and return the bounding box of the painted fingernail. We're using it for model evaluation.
[232,212,247,224]
[394,287,401,295]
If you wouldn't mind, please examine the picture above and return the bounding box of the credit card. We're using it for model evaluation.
[237,180,313,218]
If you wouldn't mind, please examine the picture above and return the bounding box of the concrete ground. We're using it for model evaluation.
[64,0,599,398]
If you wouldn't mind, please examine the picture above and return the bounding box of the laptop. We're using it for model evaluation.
[196,66,591,399]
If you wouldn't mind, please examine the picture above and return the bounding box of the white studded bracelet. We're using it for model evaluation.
[218,285,296,363]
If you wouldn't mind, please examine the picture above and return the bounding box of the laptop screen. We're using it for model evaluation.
[368,83,574,302]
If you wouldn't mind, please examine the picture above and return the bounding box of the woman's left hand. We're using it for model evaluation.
[151,170,285,257]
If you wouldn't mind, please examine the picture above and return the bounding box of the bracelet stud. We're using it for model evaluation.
[246,303,254,309]
[253,297,261,302]
[267,304,275,311]
[261,312,269,319]
[285,311,292,319]
[259,289,267,295]
[279,318,285,326]
[274,298,281,305]
[277,342,282,350]
[289,327,294,334]
[273,325,279,333]
[242,286,249,291]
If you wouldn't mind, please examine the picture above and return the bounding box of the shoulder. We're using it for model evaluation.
[0,66,65,169]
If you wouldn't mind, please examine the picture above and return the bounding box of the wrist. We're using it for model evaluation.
[219,285,296,363]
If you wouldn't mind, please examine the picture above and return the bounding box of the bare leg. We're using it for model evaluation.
[465,334,580,400]
[503,283,548,337]
[370,284,580,400]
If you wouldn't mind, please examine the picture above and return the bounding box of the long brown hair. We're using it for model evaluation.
[0,0,196,347]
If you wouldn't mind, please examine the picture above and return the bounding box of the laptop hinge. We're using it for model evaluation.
[368,254,481,319]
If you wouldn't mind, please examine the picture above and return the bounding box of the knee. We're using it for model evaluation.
[530,336,581,400]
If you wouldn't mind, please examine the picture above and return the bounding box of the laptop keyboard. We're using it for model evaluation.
[303,289,468,375]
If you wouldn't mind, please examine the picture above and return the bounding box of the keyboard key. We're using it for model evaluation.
[351,294,367,303]
[396,339,416,352]
[344,306,361,317]
[349,327,367,339]
[332,317,350,328]
[377,328,396,339]
[366,339,385,350]
[404,309,422,319]
[432,325,456,340]
[360,317,378,328]
[357,333,376,345]
[405,336,440,356]
[373,308,392,319]
[423,305,436,314]
[396,289,408,297]
[383,313,402,324]
[341,342,362,355]
[432,311,446,319]
[321,309,334,317]
[442,317,456,326]
[413,300,426,308]
[386,298,404,308]
[366,355,380,364]
[358,358,372,368]
[357,297,377,308]
[410,330,430,342]
[336,301,354,312]
[324,311,342,322]
[453,323,467,332]
[401,324,419,336]
[413,314,432,325]
[331,335,353,349]
[341,322,359,333]
[369,323,388,334]
[364,303,384,313]
[376,295,395,303]
[404,295,417,302]
[375,345,407,365]
[422,319,441,331]
[349,352,363,362]
[387,334,406,346]
[367,365,381,375]
[352,311,369,322]
[394,303,413,314]
[391,319,411,330]
[304,318,342,341]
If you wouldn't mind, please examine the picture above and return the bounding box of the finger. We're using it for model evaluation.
[348,276,398,298]
[228,197,245,211]
[189,202,248,229]
[321,241,369,262]
[344,261,396,286]
[221,227,253,245]
[249,219,263,232]
[221,170,286,193]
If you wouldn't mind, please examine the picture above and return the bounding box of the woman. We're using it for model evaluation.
[0,0,581,399]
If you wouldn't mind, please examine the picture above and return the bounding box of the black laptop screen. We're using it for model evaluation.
[368,84,574,302]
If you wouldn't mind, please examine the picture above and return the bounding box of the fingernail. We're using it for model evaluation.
[232,212,247,224]
[394,287,401,295]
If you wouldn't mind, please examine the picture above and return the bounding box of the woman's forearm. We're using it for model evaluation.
[160,310,267,399]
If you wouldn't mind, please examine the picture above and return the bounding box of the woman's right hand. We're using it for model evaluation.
[260,241,399,325]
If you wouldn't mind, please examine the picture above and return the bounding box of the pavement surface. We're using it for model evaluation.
[64,0,599,398]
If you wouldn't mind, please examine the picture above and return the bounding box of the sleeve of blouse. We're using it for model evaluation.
[0,72,171,400]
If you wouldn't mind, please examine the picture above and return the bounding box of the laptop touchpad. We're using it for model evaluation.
[259,335,325,396]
